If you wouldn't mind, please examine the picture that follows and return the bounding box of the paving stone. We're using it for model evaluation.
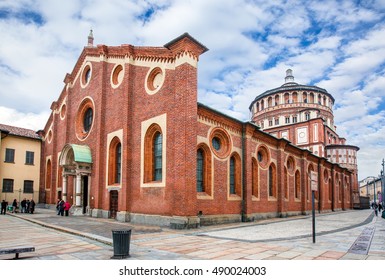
[1,208,385,260]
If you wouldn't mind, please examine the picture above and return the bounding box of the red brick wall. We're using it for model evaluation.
[40,34,355,225]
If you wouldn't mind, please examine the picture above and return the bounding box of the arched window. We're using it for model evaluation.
[197,149,205,192]
[252,158,259,198]
[230,157,236,194]
[196,144,212,195]
[153,132,162,181]
[284,93,290,103]
[46,159,52,189]
[303,92,308,103]
[275,95,280,106]
[229,153,241,196]
[305,112,310,121]
[292,92,298,103]
[309,92,315,103]
[329,178,332,201]
[268,164,277,197]
[108,137,122,185]
[144,124,163,183]
[295,170,300,199]
[116,143,121,183]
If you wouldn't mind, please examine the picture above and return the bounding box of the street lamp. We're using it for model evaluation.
[373,177,376,204]
[366,176,377,206]
[382,159,385,207]
[18,188,21,203]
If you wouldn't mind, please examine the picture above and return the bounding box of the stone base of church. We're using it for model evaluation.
[70,207,84,216]
[116,211,130,222]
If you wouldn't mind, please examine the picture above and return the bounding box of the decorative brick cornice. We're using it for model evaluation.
[164,32,208,60]
[198,104,242,135]
[68,33,208,86]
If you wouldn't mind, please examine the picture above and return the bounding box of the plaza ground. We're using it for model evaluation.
[0,207,384,260]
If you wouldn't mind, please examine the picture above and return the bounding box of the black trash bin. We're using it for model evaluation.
[111,229,132,259]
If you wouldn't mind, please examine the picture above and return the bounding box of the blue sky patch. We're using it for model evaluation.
[0,8,44,25]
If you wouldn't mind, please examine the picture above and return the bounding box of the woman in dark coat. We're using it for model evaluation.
[12,199,17,213]
[29,199,36,214]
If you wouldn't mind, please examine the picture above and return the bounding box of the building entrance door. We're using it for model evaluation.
[110,190,118,219]
[82,176,89,214]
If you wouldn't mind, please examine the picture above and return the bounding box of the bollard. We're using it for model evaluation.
[111,229,132,259]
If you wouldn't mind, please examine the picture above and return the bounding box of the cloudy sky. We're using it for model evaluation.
[0,0,385,180]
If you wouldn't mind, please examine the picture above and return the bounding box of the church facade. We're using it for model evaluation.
[39,33,359,228]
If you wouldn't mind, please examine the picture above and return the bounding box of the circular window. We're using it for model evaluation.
[210,128,231,159]
[60,104,67,120]
[81,63,92,88]
[111,64,124,88]
[83,108,93,133]
[145,67,164,94]
[76,97,94,140]
[257,151,263,162]
[286,156,295,174]
[212,137,221,151]
[257,145,270,168]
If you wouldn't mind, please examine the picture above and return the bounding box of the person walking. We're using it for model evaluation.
[64,201,71,216]
[58,199,65,216]
[26,200,30,213]
[56,199,61,215]
[29,199,36,214]
[1,200,8,215]
[21,198,27,213]
[372,201,379,216]
[12,199,17,213]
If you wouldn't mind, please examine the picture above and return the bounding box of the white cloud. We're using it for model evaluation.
[0,106,49,131]
[0,0,385,180]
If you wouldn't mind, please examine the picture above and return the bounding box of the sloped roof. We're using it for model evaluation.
[0,123,41,140]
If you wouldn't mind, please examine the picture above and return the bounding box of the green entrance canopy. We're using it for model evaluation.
[70,144,92,163]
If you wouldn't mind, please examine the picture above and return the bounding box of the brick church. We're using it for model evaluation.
[39,32,359,228]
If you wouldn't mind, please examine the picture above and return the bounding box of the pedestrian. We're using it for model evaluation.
[29,199,36,214]
[12,199,17,213]
[1,200,8,215]
[56,199,61,215]
[21,198,27,213]
[64,201,71,216]
[379,203,383,213]
[26,200,30,213]
[372,201,379,216]
[58,199,65,216]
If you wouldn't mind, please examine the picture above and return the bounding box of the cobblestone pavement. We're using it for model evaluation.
[1,207,384,260]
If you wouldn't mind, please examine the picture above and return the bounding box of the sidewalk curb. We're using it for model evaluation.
[9,213,113,246]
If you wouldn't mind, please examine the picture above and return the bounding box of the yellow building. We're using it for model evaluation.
[359,177,382,203]
[0,124,41,206]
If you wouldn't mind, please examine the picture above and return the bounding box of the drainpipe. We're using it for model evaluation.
[318,158,322,213]
[241,123,247,222]
[331,165,335,211]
